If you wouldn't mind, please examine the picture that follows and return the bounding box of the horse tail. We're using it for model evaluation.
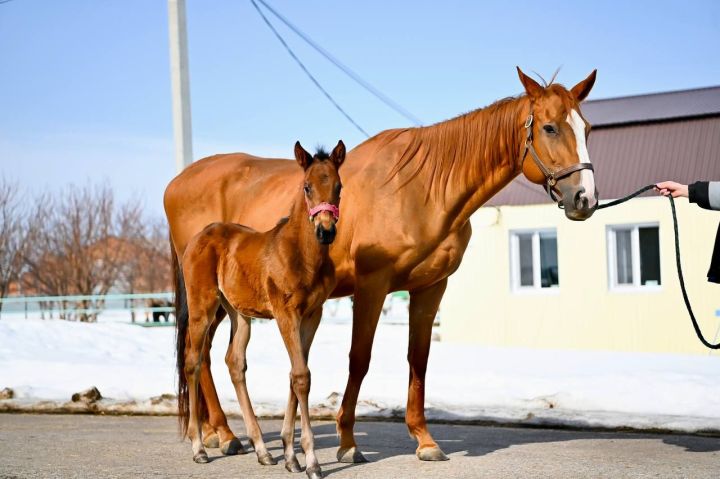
[172,241,191,437]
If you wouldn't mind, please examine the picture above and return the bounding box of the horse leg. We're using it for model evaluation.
[185,303,218,463]
[225,311,276,466]
[336,281,388,463]
[281,306,322,473]
[407,279,448,461]
[277,312,321,479]
[198,316,245,455]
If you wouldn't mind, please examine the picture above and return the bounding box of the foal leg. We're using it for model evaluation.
[281,306,323,473]
[199,315,244,455]
[199,308,238,455]
[185,303,218,463]
[277,312,321,479]
[407,279,448,461]
[336,280,388,463]
[225,312,276,466]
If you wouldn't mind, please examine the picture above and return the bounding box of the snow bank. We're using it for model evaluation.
[1,313,719,433]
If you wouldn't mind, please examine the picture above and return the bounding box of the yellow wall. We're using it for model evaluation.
[440,197,720,355]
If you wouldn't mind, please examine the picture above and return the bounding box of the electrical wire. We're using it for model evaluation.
[255,0,422,126]
[250,0,370,138]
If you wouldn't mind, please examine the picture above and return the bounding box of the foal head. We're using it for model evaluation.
[517,67,599,221]
[294,140,345,245]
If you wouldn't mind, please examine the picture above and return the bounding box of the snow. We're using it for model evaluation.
[2,303,720,433]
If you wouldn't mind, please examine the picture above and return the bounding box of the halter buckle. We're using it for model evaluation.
[547,176,557,188]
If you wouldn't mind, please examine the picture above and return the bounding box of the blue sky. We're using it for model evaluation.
[1,0,718,215]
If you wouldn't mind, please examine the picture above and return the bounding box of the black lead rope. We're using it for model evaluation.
[595,184,720,350]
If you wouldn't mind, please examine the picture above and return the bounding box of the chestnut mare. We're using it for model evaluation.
[178,141,344,478]
[164,68,599,464]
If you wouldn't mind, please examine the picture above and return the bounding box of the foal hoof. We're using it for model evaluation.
[306,465,323,479]
[257,451,277,466]
[220,437,246,456]
[202,432,220,449]
[416,446,449,461]
[193,451,209,463]
[336,446,368,463]
[284,456,302,473]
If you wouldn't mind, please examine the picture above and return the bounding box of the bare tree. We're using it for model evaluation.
[0,179,29,318]
[22,184,144,321]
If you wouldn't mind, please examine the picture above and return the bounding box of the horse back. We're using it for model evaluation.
[165,152,301,258]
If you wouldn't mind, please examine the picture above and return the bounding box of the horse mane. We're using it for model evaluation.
[313,146,330,161]
[383,94,530,202]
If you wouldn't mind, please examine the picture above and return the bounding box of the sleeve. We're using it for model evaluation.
[689,181,720,211]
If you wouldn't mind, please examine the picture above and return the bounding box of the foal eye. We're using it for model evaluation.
[303,184,311,194]
[543,124,557,134]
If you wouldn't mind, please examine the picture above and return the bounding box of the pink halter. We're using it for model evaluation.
[308,202,339,221]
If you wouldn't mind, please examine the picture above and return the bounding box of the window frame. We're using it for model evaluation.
[509,228,560,294]
[606,222,662,293]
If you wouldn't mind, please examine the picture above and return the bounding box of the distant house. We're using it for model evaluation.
[441,86,720,354]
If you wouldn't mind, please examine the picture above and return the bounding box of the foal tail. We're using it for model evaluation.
[173,241,191,437]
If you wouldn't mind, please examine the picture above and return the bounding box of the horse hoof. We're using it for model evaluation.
[306,465,323,479]
[220,437,246,456]
[285,456,302,473]
[193,451,209,463]
[202,433,220,449]
[336,446,368,463]
[416,446,449,461]
[284,457,302,473]
[257,451,277,466]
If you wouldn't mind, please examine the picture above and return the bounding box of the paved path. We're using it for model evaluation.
[1,414,719,478]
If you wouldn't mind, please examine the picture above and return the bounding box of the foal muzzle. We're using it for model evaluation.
[309,202,339,244]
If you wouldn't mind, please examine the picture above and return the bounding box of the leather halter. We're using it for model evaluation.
[520,107,594,202]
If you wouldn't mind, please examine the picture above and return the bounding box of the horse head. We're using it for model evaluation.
[517,67,598,221]
[294,140,345,244]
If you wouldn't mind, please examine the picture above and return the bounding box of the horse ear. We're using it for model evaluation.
[516,66,544,99]
[330,140,346,168]
[294,141,313,169]
[570,69,597,102]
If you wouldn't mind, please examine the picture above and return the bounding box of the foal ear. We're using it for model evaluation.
[294,141,313,169]
[516,66,544,99]
[570,69,597,102]
[330,140,346,168]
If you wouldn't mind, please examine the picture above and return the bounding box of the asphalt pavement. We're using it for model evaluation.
[1,414,719,478]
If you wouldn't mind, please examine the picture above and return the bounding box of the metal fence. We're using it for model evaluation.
[0,292,174,322]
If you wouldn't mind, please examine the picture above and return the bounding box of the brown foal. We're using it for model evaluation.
[178,141,345,479]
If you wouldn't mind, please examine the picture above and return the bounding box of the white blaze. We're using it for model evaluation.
[567,109,596,207]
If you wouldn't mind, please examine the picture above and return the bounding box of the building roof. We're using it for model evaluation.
[489,86,720,206]
[582,86,720,128]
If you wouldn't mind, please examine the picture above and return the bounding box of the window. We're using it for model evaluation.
[607,224,661,290]
[510,230,559,291]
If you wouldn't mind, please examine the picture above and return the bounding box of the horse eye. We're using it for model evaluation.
[303,184,311,194]
[543,124,557,134]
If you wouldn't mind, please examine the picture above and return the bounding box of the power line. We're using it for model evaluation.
[249,0,370,138]
[255,0,422,126]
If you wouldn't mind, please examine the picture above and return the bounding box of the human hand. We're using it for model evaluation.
[655,181,689,198]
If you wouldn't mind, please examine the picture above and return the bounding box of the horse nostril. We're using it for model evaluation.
[315,225,336,244]
[574,190,588,210]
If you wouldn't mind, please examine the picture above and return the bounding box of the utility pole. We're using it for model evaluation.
[168,0,193,173]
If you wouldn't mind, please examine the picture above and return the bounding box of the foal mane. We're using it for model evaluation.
[313,147,330,161]
[383,94,530,202]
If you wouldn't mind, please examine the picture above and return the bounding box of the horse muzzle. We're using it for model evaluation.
[316,222,337,244]
[560,185,598,221]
